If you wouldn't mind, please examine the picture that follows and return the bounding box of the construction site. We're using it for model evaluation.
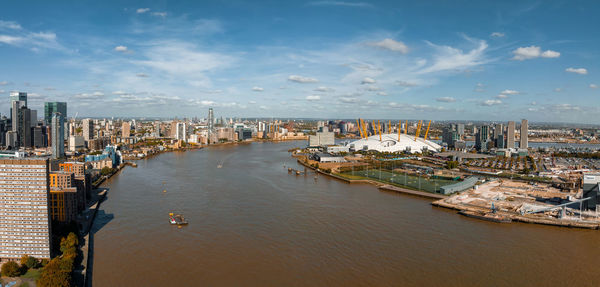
[433,175,600,229]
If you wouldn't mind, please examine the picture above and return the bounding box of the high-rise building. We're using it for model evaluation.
[44,102,67,126]
[30,110,37,128]
[208,108,214,131]
[122,122,131,137]
[457,123,465,136]
[52,113,65,159]
[506,121,515,149]
[11,100,26,132]
[11,102,31,148]
[175,122,187,141]
[475,125,490,152]
[520,119,528,149]
[0,158,52,260]
[9,92,27,121]
[82,118,93,141]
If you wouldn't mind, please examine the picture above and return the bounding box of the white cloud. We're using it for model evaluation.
[436,97,456,102]
[306,95,321,101]
[0,20,22,30]
[136,8,150,14]
[480,99,502,106]
[500,89,519,95]
[361,77,376,84]
[152,12,167,18]
[368,38,408,53]
[114,45,128,52]
[496,94,508,99]
[396,80,418,87]
[377,92,388,96]
[490,32,505,38]
[308,1,372,7]
[74,91,105,99]
[541,50,560,58]
[565,67,587,75]
[512,46,560,60]
[252,86,264,92]
[288,75,318,83]
[419,39,488,74]
[554,88,562,92]
[590,84,598,89]
[0,81,9,86]
[136,73,149,78]
[314,86,334,92]
[134,42,235,87]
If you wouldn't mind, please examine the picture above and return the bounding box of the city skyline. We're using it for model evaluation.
[0,1,599,123]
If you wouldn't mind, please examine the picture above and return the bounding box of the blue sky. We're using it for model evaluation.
[0,1,598,123]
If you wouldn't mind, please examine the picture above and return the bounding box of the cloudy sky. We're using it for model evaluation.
[0,1,598,123]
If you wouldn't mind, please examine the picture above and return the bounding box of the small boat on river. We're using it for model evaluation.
[169,213,189,225]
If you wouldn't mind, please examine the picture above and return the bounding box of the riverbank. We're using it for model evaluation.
[296,158,447,200]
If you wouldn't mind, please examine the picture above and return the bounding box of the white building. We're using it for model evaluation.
[309,126,335,147]
[68,135,84,152]
[348,133,441,153]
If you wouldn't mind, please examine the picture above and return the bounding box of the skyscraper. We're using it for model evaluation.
[52,113,65,159]
[11,100,26,132]
[208,108,214,131]
[44,102,67,126]
[9,92,27,121]
[82,118,94,141]
[122,122,131,137]
[520,119,528,149]
[506,121,515,149]
[0,158,52,261]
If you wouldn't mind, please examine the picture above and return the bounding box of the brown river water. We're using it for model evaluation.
[91,141,600,286]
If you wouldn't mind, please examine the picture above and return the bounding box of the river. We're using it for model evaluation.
[91,141,600,286]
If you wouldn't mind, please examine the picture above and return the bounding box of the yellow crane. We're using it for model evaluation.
[424,120,432,141]
[405,121,408,135]
[356,118,363,138]
[397,120,401,141]
[388,120,391,134]
[377,120,382,141]
[414,120,422,141]
[361,118,368,137]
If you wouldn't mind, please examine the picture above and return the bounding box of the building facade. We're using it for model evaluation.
[52,113,65,159]
[44,102,67,126]
[0,158,52,261]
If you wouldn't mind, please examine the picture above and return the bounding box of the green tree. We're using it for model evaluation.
[36,258,71,287]
[100,166,114,176]
[20,255,40,269]
[1,261,21,277]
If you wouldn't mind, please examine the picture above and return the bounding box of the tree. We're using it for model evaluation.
[20,255,40,269]
[36,258,71,287]
[100,166,114,176]
[1,261,21,277]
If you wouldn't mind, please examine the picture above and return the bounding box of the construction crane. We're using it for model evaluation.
[423,120,432,141]
[522,197,592,218]
[414,120,422,141]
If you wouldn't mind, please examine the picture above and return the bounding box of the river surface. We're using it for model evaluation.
[92,141,600,286]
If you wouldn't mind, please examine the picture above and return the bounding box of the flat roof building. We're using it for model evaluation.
[0,158,52,261]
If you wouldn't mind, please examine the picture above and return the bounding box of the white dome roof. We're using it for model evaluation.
[348,133,441,153]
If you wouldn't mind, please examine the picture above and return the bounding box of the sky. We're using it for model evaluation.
[0,0,599,123]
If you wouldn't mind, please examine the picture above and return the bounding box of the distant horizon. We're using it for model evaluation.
[1,1,599,123]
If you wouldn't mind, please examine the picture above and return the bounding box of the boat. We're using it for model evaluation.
[458,210,512,223]
[169,212,189,225]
